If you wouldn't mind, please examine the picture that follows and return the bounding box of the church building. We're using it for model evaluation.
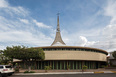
[17,14,108,70]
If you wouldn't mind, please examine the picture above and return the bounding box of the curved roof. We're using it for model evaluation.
[34,46,108,55]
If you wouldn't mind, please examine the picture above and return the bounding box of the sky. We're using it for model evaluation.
[0,0,116,52]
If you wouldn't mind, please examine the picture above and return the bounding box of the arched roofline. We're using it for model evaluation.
[34,46,108,55]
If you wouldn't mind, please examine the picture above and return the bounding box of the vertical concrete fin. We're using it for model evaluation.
[51,13,66,46]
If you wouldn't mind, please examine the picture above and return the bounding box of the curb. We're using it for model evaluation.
[94,71,116,74]
[94,72,104,74]
[14,72,94,75]
[111,71,116,73]
[13,71,116,75]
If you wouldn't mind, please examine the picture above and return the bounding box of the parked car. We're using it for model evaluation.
[0,72,2,77]
[0,65,14,77]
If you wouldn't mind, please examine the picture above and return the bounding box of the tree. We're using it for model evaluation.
[0,50,11,65]
[0,50,3,63]
[112,51,116,59]
[3,46,45,72]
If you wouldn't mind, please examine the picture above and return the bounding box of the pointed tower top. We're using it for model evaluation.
[51,13,66,46]
[57,13,60,32]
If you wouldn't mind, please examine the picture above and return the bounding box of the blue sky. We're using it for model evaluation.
[0,0,116,52]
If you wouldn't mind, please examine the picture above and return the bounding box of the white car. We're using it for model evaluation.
[0,65,14,77]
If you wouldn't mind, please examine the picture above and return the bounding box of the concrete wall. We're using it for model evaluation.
[44,50,107,61]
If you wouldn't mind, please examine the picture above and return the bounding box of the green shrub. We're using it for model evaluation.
[100,65,108,68]
[30,71,35,73]
[24,71,29,73]
[44,66,51,72]
[67,65,70,70]
[44,66,51,70]
[82,65,88,70]
[82,65,88,72]
[111,65,116,67]
[24,71,35,73]
[15,68,19,72]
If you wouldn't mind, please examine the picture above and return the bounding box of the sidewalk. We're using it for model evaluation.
[18,68,116,73]
[13,69,116,75]
[13,71,116,75]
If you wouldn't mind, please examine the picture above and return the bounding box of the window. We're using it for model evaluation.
[5,66,12,68]
[0,66,3,69]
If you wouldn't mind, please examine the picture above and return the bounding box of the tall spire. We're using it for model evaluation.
[51,13,66,46]
[57,13,60,32]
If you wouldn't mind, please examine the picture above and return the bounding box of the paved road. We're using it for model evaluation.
[10,74,116,77]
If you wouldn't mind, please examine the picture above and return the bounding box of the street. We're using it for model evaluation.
[10,74,116,77]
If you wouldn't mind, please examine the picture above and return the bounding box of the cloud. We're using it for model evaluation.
[0,46,6,50]
[33,19,51,28]
[9,6,29,17]
[78,36,99,47]
[95,0,116,51]
[0,0,53,50]
[81,0,116,51]
[1,0,116,53]
[79,36,97,46]
[75,0,116,52]
[79,36,87,46]
[0,0,29,17]
[0,0,9,8]
[19,18,29,24]
[0,30,53,46]
[104,0,116,24]
[61,0,116,52]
